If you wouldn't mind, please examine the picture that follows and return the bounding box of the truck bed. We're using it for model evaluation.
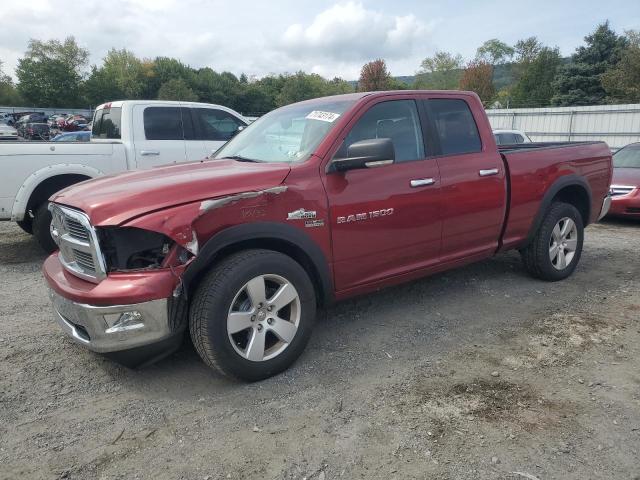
[499,141,612,251]
[498,141,604,153]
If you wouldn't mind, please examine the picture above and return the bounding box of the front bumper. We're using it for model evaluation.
[43,253,186,364]
[608,189,640,218]
[49,290,174,353]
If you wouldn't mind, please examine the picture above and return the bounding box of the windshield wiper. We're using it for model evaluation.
[226,155,262,163]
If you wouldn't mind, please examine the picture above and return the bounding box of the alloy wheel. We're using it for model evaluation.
[227,274,301,362]
[549,217,578,270]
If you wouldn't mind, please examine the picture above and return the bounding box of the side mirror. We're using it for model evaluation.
[330,138,395,172]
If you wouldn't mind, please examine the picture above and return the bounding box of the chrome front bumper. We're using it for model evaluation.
[49,290,174,353]
[598,193,612,220]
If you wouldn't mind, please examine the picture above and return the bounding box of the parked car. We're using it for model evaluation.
[0,113,15,125]
[493,129,532,145]
[61,115,90,132]
[15,114,48,136]
[42,90,613,381]
[0,124,18,140]
[51,131,91,142]
[48,115,67,128]
[23,122,50,140]
[607,142,640,218]
[0,100,248,252]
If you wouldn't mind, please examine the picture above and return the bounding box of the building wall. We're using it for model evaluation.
[487,104,640,151]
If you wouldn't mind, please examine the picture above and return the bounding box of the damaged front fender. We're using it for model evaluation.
[122,185,290,255]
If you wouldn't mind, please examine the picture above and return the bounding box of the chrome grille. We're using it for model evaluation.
[49,204,106,283]
[72,249,96,272]
[610,185,635,197]
[64,217,90,241]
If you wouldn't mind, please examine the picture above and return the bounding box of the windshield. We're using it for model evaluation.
[613,144,640,168]
[213,98,357,163]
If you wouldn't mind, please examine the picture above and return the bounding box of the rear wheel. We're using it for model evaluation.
[189,249,316,381]
[521,202,584,281]
[32,203,57,253]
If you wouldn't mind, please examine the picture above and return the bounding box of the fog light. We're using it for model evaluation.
[104,311,145,333]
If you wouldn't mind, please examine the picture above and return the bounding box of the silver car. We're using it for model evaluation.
[0,124,18,140]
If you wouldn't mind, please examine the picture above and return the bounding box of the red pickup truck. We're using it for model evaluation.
[43,91,612,381]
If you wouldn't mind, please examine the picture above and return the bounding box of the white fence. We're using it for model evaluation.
[486,104,640,150]
[0,106,94,118]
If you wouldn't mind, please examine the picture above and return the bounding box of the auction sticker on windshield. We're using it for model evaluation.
[306,111,341,122]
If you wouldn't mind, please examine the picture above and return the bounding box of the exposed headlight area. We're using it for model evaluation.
[98,227,184,271]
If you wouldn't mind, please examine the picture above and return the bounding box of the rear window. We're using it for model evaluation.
[426,99,481,155]
[495,132,517,145]
[143,107,183,140]
[92,106,122,139]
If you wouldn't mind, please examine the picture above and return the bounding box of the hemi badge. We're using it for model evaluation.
[287,208,317,220]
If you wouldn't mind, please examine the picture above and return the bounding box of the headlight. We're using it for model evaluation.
[98,227,174,271]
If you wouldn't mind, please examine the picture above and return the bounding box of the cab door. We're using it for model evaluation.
[423,97,507,262]
[323,98,442,292]
[133,104,187,168]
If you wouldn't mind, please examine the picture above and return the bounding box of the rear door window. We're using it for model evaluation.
[92,106,122,139]
[425,99,481,155]
[192,108,246,141]
[143,107,184,140]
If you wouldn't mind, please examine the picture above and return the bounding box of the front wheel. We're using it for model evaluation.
[189,249,316,381]
[521,202,584,281]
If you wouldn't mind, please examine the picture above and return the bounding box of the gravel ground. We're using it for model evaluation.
[1,219,639,480]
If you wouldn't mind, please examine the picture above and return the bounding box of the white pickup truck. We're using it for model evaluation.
[0,100,248,251]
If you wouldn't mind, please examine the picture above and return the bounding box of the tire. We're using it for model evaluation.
[190,249,316,381]
[17,218,33,234]
[521,202,584,281]
[32,203,57,253]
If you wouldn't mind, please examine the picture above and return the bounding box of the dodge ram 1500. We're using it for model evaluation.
[43,91,612,381]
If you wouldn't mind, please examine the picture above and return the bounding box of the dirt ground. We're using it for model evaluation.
[1,219,639,480]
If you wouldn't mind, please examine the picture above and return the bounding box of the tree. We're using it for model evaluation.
[0,60,23,105]
[514,37,543,63]
[552,22,628,106]
[145,57,195,99]
[277,72,332,106]
[602,30,640,103]
[414,51,463,89]
[16,37,88,107]
[157,78,198,101]
[358,59,391,91]
[102,49,147,99]
[511,47,563,107]
[476,39,514,65]
[459,60,495,105]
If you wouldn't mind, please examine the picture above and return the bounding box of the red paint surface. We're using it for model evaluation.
[44,91,613,306]
[608,168,640,218]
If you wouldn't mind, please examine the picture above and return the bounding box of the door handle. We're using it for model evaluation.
[410,178,435,188]
[140,150,160,156]
[479,168,499,177]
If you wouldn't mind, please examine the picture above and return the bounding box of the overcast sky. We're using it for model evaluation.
[1,0,638,80]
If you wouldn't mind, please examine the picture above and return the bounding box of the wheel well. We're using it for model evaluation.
[187,238,328,307]
[552,185,590,226]
[26,174,91,215]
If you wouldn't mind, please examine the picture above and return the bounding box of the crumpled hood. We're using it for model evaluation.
[612,167,640,187]
[52,159,291,226]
